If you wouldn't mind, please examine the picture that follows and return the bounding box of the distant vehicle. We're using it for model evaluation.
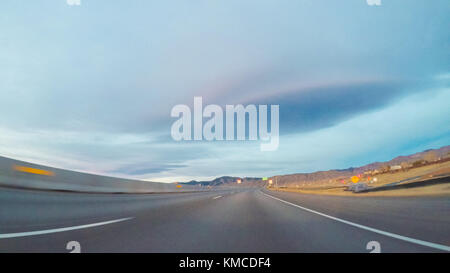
[347,182,370,193]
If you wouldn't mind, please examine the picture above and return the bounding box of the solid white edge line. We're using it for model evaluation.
[0,217,133,239]
[261,191,450,252]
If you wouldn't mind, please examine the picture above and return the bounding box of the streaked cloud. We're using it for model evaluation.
[0,0,448,181]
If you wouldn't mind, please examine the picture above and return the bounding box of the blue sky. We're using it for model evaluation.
[0,0,449,182]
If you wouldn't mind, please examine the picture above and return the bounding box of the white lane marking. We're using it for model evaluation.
[0,217,133,239]
[213,195,222,200]
[262,192,450,252]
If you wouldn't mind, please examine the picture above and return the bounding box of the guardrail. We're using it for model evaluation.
[0,156,206,193]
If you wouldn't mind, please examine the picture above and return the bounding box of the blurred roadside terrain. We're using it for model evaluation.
[184,145,450,196]
[272,160,450,197]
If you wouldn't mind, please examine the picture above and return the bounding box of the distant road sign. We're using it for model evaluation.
[351,176,360,183]
[262,177,268,181]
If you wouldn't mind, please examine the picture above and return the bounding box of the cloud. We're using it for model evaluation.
[112,164,187,176]
[148,86,450,180]
[256,80,419,135]
[0,1,448,181]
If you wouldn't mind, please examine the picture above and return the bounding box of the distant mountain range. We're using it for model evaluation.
[181,145,450,187]
[182,176,262,187]
[349,145,450,172]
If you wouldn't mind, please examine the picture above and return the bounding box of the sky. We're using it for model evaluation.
[0,0,449,182]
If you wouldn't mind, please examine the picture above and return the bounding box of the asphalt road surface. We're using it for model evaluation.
[0,187,449,252]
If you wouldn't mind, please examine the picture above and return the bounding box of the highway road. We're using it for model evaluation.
[0,186,449,252]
